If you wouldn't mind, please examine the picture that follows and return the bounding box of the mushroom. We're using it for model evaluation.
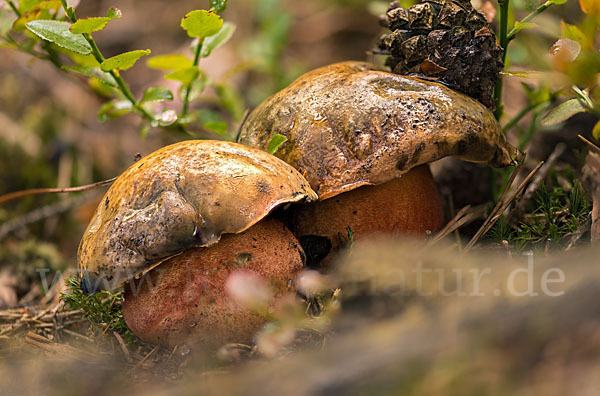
[78,140,317,346]
[238,61,523,256]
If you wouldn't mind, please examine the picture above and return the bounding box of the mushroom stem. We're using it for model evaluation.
[293,165,444,261]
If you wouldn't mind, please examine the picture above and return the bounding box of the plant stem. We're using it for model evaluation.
[502,100,547,133]
[507,1,554,41]
[493,0,510,120]
[181,39,203,117]
[6,0,20,16]
[58,2,154,122]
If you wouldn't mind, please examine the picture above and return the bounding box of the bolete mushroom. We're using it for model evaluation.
[238,61,523,255]
[78,140,317,347]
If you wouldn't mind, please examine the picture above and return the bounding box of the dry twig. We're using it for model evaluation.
[465,161,544,251]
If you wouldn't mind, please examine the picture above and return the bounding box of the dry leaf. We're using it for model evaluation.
[420,58,447,75]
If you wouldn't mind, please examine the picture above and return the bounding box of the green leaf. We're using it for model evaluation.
[541,99,588,126]
[25,20,92,54]
[215,83,244,121]
[178,73,207,101]
[267,134,287,155]
[164,66,199,85]
[512,21,537,35]
[100,49,151,71]
[210,0,228,13]
[98,100,132,122]
[140,86,173,104]
[67,66,118,87]
[180,10,223,40]
[198,109,228,135]
[561,21,587,46]
[593,121,600,140]
[147,54,192,70]
[70,9,120,34]
[201,22,235,57]
[549,0,568,4]
[70,17,112,34]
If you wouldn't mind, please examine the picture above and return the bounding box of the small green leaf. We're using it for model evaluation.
[67,66,118,87]
[267,134,287,155]
[201,22,235,57]
[25,20,92,54]
[147,54,192,70]
[549,0,568,4]
[70,9,121,34]
[180,10,223,40]
[70,17,112,34]
[593,120,600,140]
[106,8,122,19]
[512,21,537,35]
[140,86,173,104]
[100,49,151,71]
[198,109,228,135]
[210,0,228,13]
[164,66,199,85]
[98,100,132,122]
[541,99,588,126]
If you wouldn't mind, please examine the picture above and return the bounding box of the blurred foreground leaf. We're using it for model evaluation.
[541,99,587,126]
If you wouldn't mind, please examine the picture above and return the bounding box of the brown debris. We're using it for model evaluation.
[582,146,600,244]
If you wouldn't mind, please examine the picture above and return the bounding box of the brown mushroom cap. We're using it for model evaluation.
[122,218,303,348]
[238,61,523,199]
[78,140,317,291]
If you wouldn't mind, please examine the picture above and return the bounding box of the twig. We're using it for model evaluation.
[130,344,159,371]
[578,134,600,152]
[515,143,566,212]
[113,331,132,362]
[0,177,115,205]
[465,161,544,251]
[62,328,95,343]
[0,192,95,241]
[428,205,475,245]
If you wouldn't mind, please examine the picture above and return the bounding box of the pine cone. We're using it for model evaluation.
[377,0,503,109]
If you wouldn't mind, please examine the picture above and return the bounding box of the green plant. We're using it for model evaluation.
[489,180,591,251]
[493,0,572,120]
[0,0,239,137]
[61,276,137,345]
